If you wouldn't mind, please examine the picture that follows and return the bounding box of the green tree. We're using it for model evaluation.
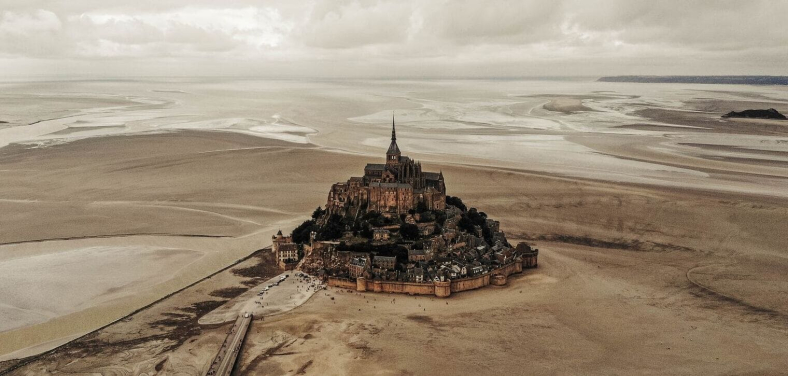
[400,223,420,241]
[317,214,345,241]
[291,219,318,244]
[311,206,326,219]
[360,223,373,239]
[446,196,467,212]
[457,215,476,234]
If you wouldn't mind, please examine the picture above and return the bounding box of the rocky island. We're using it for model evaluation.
[271,117,538,297]
[722,108,786,120]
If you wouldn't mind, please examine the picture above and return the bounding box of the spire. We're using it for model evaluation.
[391,112,396,142]
[386,111,401,163]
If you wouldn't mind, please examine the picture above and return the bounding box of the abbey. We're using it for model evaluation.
[326,117,446,215]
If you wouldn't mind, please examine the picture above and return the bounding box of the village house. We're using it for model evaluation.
[373,255,396,270]
[406,266,427,283]
[470,265,485,276]
[486,219,500,233]
[417,222,436,236]
[272,230,299,267]
[348,255,370,278]
[373,228,391,241]
[408,248,428,262]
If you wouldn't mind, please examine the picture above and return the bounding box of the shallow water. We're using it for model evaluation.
[1,78,786,197]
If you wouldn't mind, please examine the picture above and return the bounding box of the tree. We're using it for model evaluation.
[458,207,494,243]
[311,207,326,219]
[446,196,467,212]
[432,224,443,235]
[457,215,476,234]
[418,211,435,223]
[360,223,373,239]
[467,208,487,227]
[317,214,345,241]
[336,242,408,261]
[400,223,420,241]
[434,210,447,226]
[291,219,318,244]
[363,210,392,227]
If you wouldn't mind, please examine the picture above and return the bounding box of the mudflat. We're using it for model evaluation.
[0,79,787,374]
[0,130,367,359]
[2,129,787,374]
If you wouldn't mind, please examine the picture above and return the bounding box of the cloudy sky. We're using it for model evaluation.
[0,0,786,78]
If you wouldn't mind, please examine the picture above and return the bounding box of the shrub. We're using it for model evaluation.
[446,196,467,212]
[311,207,326,219]
[399,223,420,241]
[317,214,345,241]
[291,219,318,244]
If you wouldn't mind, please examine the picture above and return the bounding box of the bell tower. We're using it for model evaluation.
[386,113,401,166]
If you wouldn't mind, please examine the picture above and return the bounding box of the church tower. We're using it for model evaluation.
[386,114,401,166]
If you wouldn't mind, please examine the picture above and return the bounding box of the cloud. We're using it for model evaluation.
[297,1,415,49]
[68,7,292,58]
[0,0,786,77]
[0,9,61,35]
[0,10,64,56]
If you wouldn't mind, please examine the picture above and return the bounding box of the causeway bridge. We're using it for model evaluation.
[205,313,252,376]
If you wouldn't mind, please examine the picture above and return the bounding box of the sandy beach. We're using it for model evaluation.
[0,79,787,374]
[0,130,363,359]
[3,142,787,374]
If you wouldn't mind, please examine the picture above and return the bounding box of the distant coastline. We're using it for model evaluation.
[598,75,788,85]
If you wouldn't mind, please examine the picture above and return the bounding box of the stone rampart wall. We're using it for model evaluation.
[495,261,520,277]
[450,273,490,292]
[365,279,436,295]
[327,277,357,290]
[326,257,535,298]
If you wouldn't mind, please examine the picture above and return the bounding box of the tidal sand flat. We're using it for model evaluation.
[0,128,370,358]
[5,157,787,374]
[0,245,200,332]
[0,79,787,373]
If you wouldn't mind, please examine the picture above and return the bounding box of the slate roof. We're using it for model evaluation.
[365,163,386,171]
[370,182,412,189]
[424,172,441,180]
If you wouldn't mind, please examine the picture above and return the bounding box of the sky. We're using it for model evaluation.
[0,0,786,78]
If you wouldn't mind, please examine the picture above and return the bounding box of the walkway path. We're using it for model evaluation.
[206,314,252,376]
[200,271,321,325]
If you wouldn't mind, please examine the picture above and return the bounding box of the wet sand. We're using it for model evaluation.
[0,79,787,373]
[2,128,787,374]
[543,97,596,113]
[0,131,367,359]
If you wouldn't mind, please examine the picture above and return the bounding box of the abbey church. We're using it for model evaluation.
[326,117,446,215]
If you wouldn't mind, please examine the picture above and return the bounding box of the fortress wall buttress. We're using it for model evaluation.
[450,274,490,292]
[327,277,357,290]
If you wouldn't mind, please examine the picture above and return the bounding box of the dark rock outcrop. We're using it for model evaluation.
[722,108,786,120]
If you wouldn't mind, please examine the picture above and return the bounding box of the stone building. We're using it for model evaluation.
[348,254,370,278]
[408,249,428,262]
[272,230,299,268]
[373,255,397,270]
[373,228,391,241]
[326,116,446,216]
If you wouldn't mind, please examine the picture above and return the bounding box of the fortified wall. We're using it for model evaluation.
[327,250,538,298]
